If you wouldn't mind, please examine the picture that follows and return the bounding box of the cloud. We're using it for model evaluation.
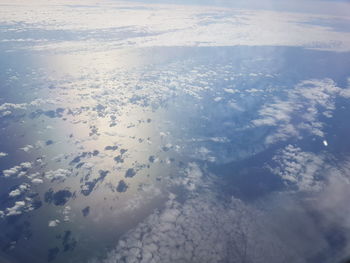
[62,206,71,222]
[90,153,350,263]
[0,152,8,158]
[123,183,162,212]
[20,145,34,152]
[31,178,44,184]
[48,219,60,227]
[95,192,326,263]
[1,1,350,53]
[252,78,350,145]
[45,169,71,183]
[268,144,325,191]
[8,183,30,197]
[2,162,32,178]
[6,201,26,216]
[168,162,204,191]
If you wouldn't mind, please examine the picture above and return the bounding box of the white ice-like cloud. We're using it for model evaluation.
[0,1,350,53]
[0,152,8,158]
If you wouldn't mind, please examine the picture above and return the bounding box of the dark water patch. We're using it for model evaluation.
[47,247,59,262]
[113,155,124,163]
[105,145,118,151]
[89,125,99,136]
[2,221,32,252]
[62,231,77,252]
[120,149,128,155]
[75,162,85,169]
[82,206,90,217]
[81,170,109,196]
[148,155,156,163]
[29,108,65,119]
[70,151,99,166]
[125,168,136,178]
[44,189,72,206]
[70,152,89,165]
[209,142,287,201]
[116,180,128,193]
[45,140,54,146]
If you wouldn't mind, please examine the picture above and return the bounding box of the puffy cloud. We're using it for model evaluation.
[48,219,60,227]
[0,102,26,112]
[90,154,350,263]
[0,152,8,158]
[6,201,26,216]
[2,162,32,178]
[268,145,325,191]
[20,162,32,169]
[20,145,34,152]
[8,183,30,197]
[45,169,71,182]
[31,178,44,184]
[5,197,41,217]
[96,192,325,263]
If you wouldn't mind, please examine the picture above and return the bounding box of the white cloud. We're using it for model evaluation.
[62,206,71,222]
[123,183,162,212]
[45,168,71,182]
[2,162,32,178]
[269,145,325,191]
[48,219,60,227]
[20,162,32,169]
[6,201,26,216]
[20,145,34,152]
[0,152,8,158]
[31,178,44,184]
[8,183,30,197]
[96,192,324,263]
[1,1,350,53]
[252,79,350,145]
[169,162,204,191]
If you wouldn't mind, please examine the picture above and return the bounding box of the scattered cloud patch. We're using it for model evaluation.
[2,162,32,178]
[252,79,350,144]
[8,183,30,197]
[268,145,325,191]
